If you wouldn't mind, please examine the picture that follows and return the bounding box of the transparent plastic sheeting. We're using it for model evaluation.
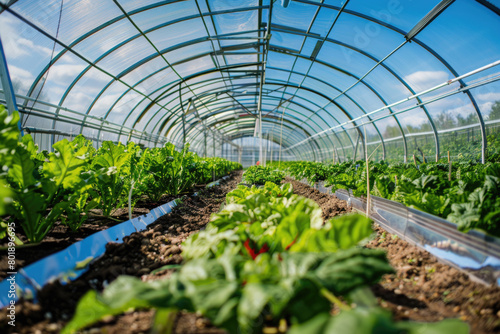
[308,180,500,287]
[0,175,230,308]
[1,0,499,162]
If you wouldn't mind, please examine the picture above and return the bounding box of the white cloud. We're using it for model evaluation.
[476,92,500,102]
[63,91,94,112]
[399,113,429,129]
[91,93,123,117]
[8,64,33,81]
[0,15,52,59]
[444,104,475,118]
[17,38,52,57]
[47,64,87,82]
[404,70,450,92]
[424,96,463,110]
[480,102,494,115]
[7,64,34,94]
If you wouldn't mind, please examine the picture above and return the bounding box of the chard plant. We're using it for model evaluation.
[0,113,242,243]
[7,134,90,242]
[243,165,285,185]
[273,160,500,237]
[63,249,394,334]
[92,141,131,217]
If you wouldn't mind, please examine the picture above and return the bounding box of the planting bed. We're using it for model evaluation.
[3,174,499,334]
[284,177,352,220]
[290,180,500,334]
[0,195,177,280]
[0,171,242,334]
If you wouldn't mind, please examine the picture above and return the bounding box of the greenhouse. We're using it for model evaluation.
[0,0,499,333]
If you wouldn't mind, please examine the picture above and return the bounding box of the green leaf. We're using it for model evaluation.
[288,214,373,253]
[373,175,395,198]
[43,138,87,192]
[238,283,272,332]
[306,248,394,296]
[289,308,469,334]
[0,179,13,216]
[447,203,480,232]
[0,106,20,167]
[9,143,36,189]
[62,276,161,334]
[326,214,373,250]
[396,318,469,334]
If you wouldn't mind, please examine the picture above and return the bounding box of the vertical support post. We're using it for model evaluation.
[212,135,216,182]
[181,99,192,150]
[127,129,134,143]
[0,36,22,135]
[364,124,371,216]
[270,133,273,164]
[448,151,451,181]
[257,74,264,166]
[97,119,104,146]
[182,112,186,149]
[259,118,263,166]
[263,134,267,165]
[252,136,256,165]
[353,134,360,161]
[279,103,287,168]
[204,131,207,158]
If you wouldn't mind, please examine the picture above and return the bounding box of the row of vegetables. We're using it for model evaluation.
[267,160,500,237]
[0,106,241,243]
[63,181,467,334]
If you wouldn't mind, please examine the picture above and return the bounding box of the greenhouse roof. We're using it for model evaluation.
[0,0,499,162]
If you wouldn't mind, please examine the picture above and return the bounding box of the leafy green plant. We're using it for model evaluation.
[63,249,393,334]
[0,105,19,217]
[273,160,500,237]
[142,143,211,200]
[7,135,89,242]
[57,136,100,231]
[92,141,131,217]
[183,183,373,261]
[288,307,468,334]
[242,165,284,185]
[0,119,241,241]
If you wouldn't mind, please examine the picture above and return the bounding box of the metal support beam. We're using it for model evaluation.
[257,0,272,167]
[181,99,192,149]
[204,131,207,158]
[0,36,22,134]
[405,0,455,41]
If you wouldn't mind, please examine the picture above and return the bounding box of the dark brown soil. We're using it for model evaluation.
[284,177,351,220]
[0,194,177,280]
[367,225,500,334]
[289,179,500,334]
[0,171,242,334]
